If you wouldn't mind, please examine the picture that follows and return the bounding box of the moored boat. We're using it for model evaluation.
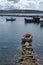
[40,21,43,27]
[25,18,33,23]
[22,33,32,42]
[33,17,40,23]
[25,17,40,23]
[6,18,16,21]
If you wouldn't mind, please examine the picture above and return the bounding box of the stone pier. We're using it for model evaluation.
[19,41,38,65]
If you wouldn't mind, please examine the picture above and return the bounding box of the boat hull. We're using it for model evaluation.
[25,17,40,23]
[40,22,43,27]
[22,34,32,42]
[33,17,40,23]
[6,18,16,21]
[25,18,33,23]
[22,37,32,42]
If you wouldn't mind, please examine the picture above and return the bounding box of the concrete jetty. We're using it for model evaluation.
[19,41,38,65]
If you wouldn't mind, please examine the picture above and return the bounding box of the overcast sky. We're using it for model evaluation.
[0,0,43,10]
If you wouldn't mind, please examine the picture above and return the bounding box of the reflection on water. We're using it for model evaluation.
[0,16,43,65]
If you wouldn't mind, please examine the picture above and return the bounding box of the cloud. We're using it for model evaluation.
[38,1,43,10]
[0,0,43,10]
[12,0,39,9]
[8,0,20,3]
[0,5,3,9]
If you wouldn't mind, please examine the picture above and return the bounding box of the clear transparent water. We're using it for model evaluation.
[0,16,43,65]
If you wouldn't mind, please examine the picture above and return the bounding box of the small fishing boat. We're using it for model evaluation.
[6,17,16,21]
[40,21,43,27]
[25,18,33,23]
[25,17,40,23]
[33,17,40,23]
[22,33,32,42]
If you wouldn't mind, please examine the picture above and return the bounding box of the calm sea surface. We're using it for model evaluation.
[0,16,43,65]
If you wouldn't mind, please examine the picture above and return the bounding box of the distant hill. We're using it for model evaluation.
[0,9,43,13]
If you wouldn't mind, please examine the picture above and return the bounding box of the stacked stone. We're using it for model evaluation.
[19,41,38,65]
